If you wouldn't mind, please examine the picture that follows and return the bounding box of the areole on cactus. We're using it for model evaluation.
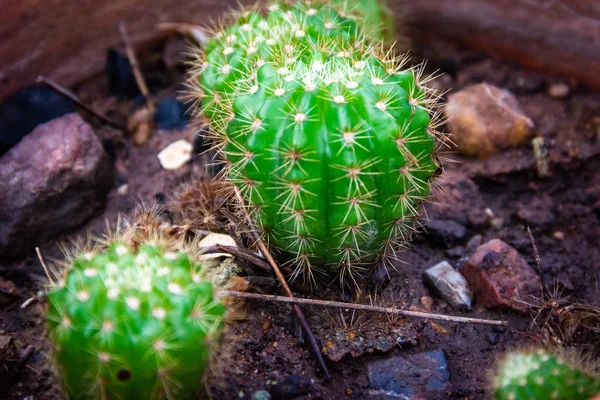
[45,232,226,400]
[188,0,446,285]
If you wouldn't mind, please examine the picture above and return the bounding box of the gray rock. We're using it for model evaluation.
[423,261,473,310]
[368,350,450,399]
[0,113,113,260]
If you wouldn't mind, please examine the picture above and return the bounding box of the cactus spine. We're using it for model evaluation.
[493,348,600,400]
[189,1,444,284]
[46,239,226,400]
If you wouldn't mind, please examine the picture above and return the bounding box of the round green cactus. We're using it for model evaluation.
[493,349,600,400]
[189,0,444,284]
[46,240,226,400]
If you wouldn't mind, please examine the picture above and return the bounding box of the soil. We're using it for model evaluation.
[0,35,599,400]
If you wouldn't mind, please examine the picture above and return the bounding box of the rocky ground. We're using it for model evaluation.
[0,34,599,399]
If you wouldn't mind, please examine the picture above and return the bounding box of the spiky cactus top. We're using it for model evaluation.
[46,240,226,400]
[190,0,443,283]
[493,349,600,400]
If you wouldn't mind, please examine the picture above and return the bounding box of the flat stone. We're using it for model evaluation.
[444,83,534,158]
[368,350,450,399]
[423,261,473,310]
[461,239,541,312]
[0,113,113,260]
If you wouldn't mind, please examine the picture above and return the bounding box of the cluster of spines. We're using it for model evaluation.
[187,1,447,285]
[493,348,600,400]
[45,229,226,400]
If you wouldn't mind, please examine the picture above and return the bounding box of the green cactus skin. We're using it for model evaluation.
[493,349,600,400]
[190,1,443,283]
[46,241,226,400]
[333,0,395,42]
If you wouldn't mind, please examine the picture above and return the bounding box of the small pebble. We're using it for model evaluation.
[157,139,193,170]
[490,217,504,230]
[466,235,483,249]
[421,296,434,312]
[251,390,271,400]
[548,83,569,98]
[117,184,129,195]
[127,107,152,145]
[486,332,500,345]
[553,231,565,240]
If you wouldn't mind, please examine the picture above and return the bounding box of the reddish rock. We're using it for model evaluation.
[462,239,541,312]
[0,113,113,260]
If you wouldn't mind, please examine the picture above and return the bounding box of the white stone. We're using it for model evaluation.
[157,140,193,170]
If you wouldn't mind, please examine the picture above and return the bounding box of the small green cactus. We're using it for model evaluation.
[46,239,226,400]
[189,0,444,284]
[493,348,600,400]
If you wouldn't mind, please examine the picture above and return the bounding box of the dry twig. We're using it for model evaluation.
[221,290,509,326]
[527,226,545,298]
[37,76,126,132]
[214,244,271,272]
[35,246,55,285]
[233,187,332,380]
[119,21,155,114]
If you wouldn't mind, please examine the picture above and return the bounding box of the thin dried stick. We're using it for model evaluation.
[119,21,155,113]
[37,76,126,132]
[221,290,509,326]
[35,247,55,285]
[233,187,332,380]
[215,244,272,271]
[527,226,545,298]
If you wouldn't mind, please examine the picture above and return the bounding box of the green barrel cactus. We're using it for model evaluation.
[493,349,600,400]
[189,0,444,283]
[46,240,226,400]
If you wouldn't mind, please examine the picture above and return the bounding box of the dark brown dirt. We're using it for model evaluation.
[0,36,599,400]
